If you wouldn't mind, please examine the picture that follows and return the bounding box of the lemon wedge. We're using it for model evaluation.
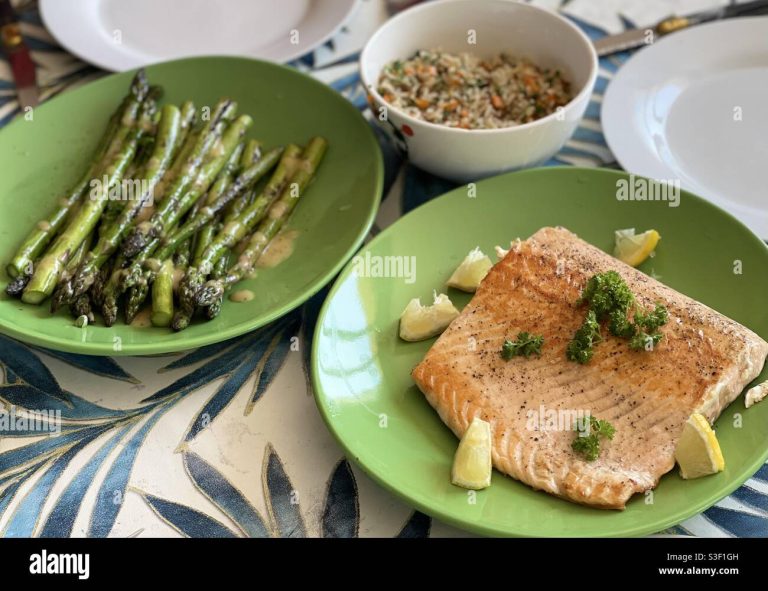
[451,417,492,490]
[674,413,725,479]
[613,228,661,267]
[447,247,493,292]
[399,292,459,341]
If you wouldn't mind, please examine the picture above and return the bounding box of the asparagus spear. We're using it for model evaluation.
[123,126,259,323]
[57,102,182,308]
[211,249,230,279]
[189,141,245,256]
[5,71,149,280]
[169,144,304,330]
[192,218,217,266]
[241,139,262,166]
[62,230,92,282]
[204,296,222,320]
[4,274,30,298]
[118,104,227,258]
[120,98,237,258]
[197,137,327,309]
[193,144,301,273]
[189,140,250,260]
[222,139,262,222]
[72,293,95,325]
[173,270,206,331]
[128,104,197,227]
[101,114,253,325]
[99,85,163,234]
[132,113,160,166]
[53,229,94,308]
[124,271,150,324]
[191,141,249,258]
[175,101,197,156]
[90,260,112,308]
[204,140,246,212]
[21,80,152,305]
[113,113,238,315]
[132,115,254,271]
[150,259,175,327]
[51,97,170,308]
[149,111,203,210]
[158,146,282,259]
[30,229,92,309]
[140,236,190,325]
[173,237,192,271]
[172,139,325,331]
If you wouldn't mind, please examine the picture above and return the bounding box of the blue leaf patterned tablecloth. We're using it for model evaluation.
[0,0,766,538]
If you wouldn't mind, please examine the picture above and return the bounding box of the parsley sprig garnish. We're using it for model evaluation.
[572,416,616,461]
[568,271,669,363]
[566,310,601,364]
[577,271,635,320]
[501,332,544,359]
[629,303,669,350]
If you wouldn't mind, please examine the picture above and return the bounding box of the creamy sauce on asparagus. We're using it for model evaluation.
[172,268,184,292]
[282,155,312,178]
[256,229,299,269]
[229,289,255,303]
[137,221,153,234]
[269,202,288,219]
[130,307,153,328]
[135,204,154,223]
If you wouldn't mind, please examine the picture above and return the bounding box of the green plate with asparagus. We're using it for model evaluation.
[0,56,383,355]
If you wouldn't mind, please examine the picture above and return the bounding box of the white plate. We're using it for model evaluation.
[602,17,768,239]
[40,0,358,70]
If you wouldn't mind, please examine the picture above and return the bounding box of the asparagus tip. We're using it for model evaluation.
[5,275,30,298]
[171,312,191,332]
[51,280,75,312]
[196,280,224,307]
[205,297,222,320]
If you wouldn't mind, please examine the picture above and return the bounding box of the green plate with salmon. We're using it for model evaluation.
[312,167,768,537]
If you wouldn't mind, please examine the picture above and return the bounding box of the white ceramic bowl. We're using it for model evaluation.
[360,0,598,181]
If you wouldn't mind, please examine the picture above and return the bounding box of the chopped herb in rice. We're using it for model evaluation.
[377,49,572,129]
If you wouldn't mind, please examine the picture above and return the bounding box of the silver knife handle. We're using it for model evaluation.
[593,29,656,57]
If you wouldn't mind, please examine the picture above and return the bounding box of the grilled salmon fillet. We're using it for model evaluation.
[412,227,768,509]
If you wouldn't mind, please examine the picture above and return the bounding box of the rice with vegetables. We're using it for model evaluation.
[377,49,572,129]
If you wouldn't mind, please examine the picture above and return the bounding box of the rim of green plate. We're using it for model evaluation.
[311,166,768,537]
[0,56,384,356]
